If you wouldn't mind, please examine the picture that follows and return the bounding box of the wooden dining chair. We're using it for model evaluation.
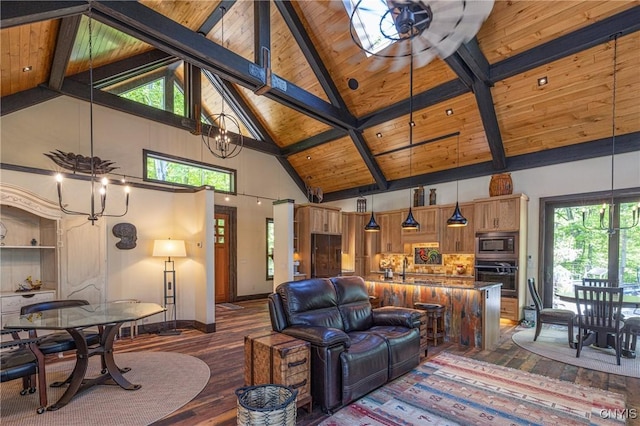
[582,278,616,287]
[574,285,625,365]
[527,278,576,348]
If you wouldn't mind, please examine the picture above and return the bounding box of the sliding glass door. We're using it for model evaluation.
[541,191,640,310]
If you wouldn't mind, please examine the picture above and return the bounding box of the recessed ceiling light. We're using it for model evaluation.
[445,108,454,116]
[306,155,311,160]
[537,76,548,86]
[22,66,32,72]
[376,132,382,138]
[409,121,415,127]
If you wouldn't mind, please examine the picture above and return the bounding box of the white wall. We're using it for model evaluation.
[0,96,307,321]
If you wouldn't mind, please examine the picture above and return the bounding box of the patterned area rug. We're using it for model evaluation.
[321,352,627,425]
[513,327,640,378]
[1,352,210,425]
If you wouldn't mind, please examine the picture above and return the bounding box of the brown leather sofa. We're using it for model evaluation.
[268,275,422,412]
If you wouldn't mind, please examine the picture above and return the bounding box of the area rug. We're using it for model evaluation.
[217,303,244,310]
[320,352,627,425]
[513,327,640,378]
[1,352,210,425]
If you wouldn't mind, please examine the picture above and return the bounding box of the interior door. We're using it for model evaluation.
[214,213,230,303]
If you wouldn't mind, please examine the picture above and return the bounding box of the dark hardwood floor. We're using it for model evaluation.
[48,300,640,425]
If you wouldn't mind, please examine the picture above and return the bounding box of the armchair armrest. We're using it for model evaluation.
[282,326,350,348]
[372,306,422,329]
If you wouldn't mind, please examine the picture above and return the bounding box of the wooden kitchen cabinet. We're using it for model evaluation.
[342,212,367,256]
[402,206,439,243]
[308,205,342,234]
[439,203,475,253]
[377,211,405,253]
[474,194,524,232]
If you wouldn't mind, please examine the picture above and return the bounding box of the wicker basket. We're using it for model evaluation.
[236,384,298,425]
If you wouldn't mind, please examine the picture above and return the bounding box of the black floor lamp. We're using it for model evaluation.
[153,238,187,335]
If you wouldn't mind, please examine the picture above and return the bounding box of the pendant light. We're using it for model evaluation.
[581,34,639,234]
[55,6,130,225]
[364,194,380,232]
[402,36,420,231]
[447,134,468,227]
[202,6,243,159]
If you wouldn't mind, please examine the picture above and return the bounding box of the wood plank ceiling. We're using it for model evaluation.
[1,1,639,201]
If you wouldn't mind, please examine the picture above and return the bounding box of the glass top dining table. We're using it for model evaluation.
[4,301,165,411]
[5,302,165,330]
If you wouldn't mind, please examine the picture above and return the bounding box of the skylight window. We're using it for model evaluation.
[343,0,396,56]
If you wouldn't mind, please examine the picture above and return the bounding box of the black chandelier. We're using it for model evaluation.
[202,6,243,160]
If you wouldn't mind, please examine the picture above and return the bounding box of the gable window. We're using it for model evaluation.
[143,149,235,193]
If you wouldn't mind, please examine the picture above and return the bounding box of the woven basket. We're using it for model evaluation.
[236,384,298,426]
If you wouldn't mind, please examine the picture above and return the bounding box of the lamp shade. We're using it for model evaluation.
[153,239,186,258]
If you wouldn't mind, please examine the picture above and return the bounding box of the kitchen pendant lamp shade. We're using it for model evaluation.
[447,202,468,227]
[364,212,381,232]
[447,133,468,228]
[402,208,420,230]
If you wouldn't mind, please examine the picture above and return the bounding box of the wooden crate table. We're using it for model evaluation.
[244,331,313,412]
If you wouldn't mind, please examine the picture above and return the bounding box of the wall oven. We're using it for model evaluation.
[474,260,519,298]
[475,232,519,298]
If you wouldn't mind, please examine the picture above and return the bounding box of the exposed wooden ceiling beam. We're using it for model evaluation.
[0,1,88,28]
[59,77,281,156]
[197,0,236,36]
[323,131,640,202]
[0,86,61,116]
[491,6,640,81]
[48,15,81,91]
[88,1,356,130]
[275,0,387,191]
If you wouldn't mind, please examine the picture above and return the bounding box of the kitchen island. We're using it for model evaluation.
[364,276,502,350]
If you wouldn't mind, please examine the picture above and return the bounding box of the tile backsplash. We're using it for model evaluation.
[376,252,475,276]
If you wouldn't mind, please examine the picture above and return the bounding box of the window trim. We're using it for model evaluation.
[539,187,640,306]
[143,149,236,194]
[266,218,274,281]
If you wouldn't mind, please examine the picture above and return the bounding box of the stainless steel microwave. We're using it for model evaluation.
[475,232,518,258]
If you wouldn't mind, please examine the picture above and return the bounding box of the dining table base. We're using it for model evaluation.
[48,323,141,411]
[576,331,636,360]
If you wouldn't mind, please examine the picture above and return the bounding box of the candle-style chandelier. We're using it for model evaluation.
[581,34,639,235]
[55,6,130,225]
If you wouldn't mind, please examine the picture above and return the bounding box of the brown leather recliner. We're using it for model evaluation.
[268,275,421,412]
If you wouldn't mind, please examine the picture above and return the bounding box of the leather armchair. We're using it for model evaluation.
[268,276,421,412]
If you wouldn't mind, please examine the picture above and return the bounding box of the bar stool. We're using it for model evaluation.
[414,303,445,346]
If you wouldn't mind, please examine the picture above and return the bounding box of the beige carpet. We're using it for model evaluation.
[1,352,210,425]
[513,327,640,378]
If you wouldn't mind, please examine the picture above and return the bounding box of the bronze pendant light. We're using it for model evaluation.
[402,36,420,231]
[447,134,468,227]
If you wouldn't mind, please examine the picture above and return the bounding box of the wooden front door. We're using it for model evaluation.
[214,213,230,303]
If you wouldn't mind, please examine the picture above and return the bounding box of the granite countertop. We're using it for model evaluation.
[364,275,502,290]
[371,271,475,279]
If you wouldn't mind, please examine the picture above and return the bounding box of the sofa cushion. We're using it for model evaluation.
[276,278,344,329]
[331,276,373,332]
[340,332,389,405]
[369,325,420,380]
